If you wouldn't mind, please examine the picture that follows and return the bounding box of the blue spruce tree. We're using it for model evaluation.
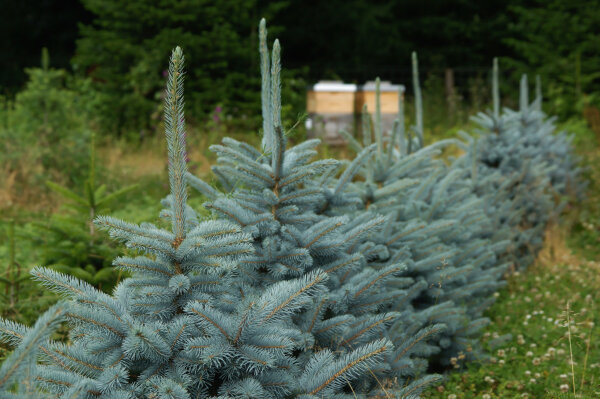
[334,54,519,368]
[186,19,443,398]
[458,59,584,270]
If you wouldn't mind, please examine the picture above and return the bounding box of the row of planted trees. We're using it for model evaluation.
[0,19,583,399]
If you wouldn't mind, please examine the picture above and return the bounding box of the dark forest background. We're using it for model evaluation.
[1,0,599,136]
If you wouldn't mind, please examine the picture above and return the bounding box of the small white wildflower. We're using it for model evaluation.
[560,384,569,392]
[559,374,568,379]
[534,372,541,378]
[525,370,531,376]
[447,395,457,399]
[526,351,533,357]
[483,394,491,399]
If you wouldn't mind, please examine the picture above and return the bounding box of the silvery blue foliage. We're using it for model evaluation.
[333,56,582,369]
[0,43,393,399]
[186,20,441,398]
[456,59,585,271]
[0,24,582,399]
[336,73,505,368]
[0,303,65,398]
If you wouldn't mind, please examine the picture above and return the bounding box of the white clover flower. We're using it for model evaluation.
[560,384,569,392]
[526,351,533,357]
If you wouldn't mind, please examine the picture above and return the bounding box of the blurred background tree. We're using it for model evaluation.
[71,0,289,136]
[504,0,600,118]
[0,0,598,136]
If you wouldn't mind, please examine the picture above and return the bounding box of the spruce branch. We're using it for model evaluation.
[492,58,500,119]
[259,18,272,153]
[520,74,529,113]
[165,46,188,242]
[0,303,65,391]
[411,52,424,148]
[374,77,383,157]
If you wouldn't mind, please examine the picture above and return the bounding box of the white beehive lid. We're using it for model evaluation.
[361,80,405,92]
[311,81,357,92]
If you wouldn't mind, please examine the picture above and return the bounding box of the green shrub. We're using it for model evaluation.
[0,220,58,325]
[32,135,136,292]
[0,49,98,205]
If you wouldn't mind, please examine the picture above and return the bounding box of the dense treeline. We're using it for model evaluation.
[1,0,599,133]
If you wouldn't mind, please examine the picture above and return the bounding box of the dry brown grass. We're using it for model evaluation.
[535,224,587,270]
[0,158,59,213]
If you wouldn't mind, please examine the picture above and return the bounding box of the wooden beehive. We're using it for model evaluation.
[305,80,405,145]
[356,81,404,114]
[306,81,357,113]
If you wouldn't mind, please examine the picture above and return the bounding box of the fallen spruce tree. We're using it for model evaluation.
[0,20,583,399]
